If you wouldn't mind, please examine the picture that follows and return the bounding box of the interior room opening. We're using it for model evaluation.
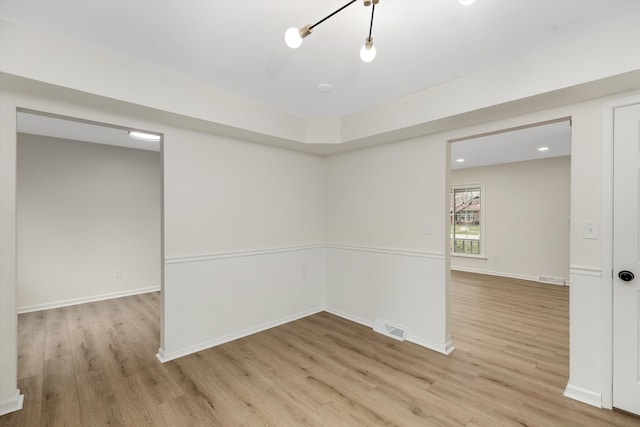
[14,110,163,379]
[447,118,572,383]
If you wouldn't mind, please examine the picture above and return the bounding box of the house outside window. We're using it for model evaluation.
[451,184,485,257]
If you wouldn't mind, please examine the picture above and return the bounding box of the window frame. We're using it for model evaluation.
[450,183,486,259]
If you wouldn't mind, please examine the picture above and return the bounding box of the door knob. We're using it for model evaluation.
[618,270,635,282]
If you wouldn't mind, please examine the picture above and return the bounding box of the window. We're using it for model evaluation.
[451,184,485,257]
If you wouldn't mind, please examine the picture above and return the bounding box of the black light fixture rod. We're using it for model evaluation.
[367,3,376,39]
[310,0,357,30]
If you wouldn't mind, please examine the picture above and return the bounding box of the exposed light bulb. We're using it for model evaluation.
[360,37,376,62]
[285,27,303,48]
[459,0,476,5]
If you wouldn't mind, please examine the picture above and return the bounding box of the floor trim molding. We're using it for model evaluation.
[452,266,568,286]
[156,307,324,363]
[0,389,24,416]
[407,336,456,355]
[563,383,602,408]
[325,307,455,356]
[17,286,161,314]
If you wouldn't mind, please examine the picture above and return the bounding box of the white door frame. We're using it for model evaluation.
[600,93,640,409]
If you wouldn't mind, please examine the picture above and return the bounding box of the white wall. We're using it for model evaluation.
[450,156,571,283]
[16,134,161,312]
[160,127,326,360]
[325,136,452,353]
[0,80,21,415]
[2,82,635,411]
[163,129,325,255]
[163,246,325,361]
[322,93,640,408]
[1,17,639,415]
[0,82,328,411]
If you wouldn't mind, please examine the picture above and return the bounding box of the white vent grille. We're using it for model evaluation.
[538,275,566,285]
[373,319,407,341]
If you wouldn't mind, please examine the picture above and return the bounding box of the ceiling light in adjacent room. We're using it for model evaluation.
[317,83,333,93]
[128,130,161,142]
[456,158,465,163]
[538,146,550,151]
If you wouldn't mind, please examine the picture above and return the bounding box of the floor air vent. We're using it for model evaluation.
[373,319,407,341]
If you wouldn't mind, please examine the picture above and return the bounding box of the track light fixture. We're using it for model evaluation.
[285,0,380,63]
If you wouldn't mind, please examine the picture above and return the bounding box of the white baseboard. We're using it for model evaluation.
[156,305,457,363]
[156,306,324,363]
[564,383,602,408]
[325,307,455,356]
[451,266,569,286]
[0,389,24,416]
[407,336,456,355]
[18,286,161,314]
[324,307,374,329]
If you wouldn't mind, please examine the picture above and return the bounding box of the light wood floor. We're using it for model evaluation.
[2,272,639,426]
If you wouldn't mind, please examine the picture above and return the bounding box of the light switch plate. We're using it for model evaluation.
[425,221,434,235]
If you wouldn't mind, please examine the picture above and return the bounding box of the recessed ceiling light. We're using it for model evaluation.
[128,130,161,142]
[538,146,550,152]
[317,83,333,93]
[459,0,476,5]
[456,158,465,163]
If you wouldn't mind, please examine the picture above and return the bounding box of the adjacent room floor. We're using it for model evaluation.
[1,272,638,426]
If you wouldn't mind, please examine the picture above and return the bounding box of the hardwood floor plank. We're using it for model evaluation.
[3,273,640,426]
[41,355,82,427]
[199,346,295,425]
[16,311,45,380]
[304,375,398,426]
[163,355,244,425]
[157,395,221,426]
[108,373,170,427]
[218,338,330,422]
[0,374,42,427]
[134,363,183,405]
[69,321,125,427]
[18,374,43,427]
[43,307,71,361]
[367,384,475,426]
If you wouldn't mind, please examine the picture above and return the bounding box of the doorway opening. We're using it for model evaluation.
[447,118,572,399]
[15,110,163,394]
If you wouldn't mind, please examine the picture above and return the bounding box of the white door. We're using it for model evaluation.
[613,102,640,415]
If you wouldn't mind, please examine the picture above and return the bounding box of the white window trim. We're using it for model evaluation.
[450,183,486,259]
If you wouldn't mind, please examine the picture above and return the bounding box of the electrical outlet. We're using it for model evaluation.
[115,270,122,279]
[301,267,307,277]
[583,221,599,239]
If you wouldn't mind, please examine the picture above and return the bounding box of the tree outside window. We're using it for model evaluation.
[451,184,484,257]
